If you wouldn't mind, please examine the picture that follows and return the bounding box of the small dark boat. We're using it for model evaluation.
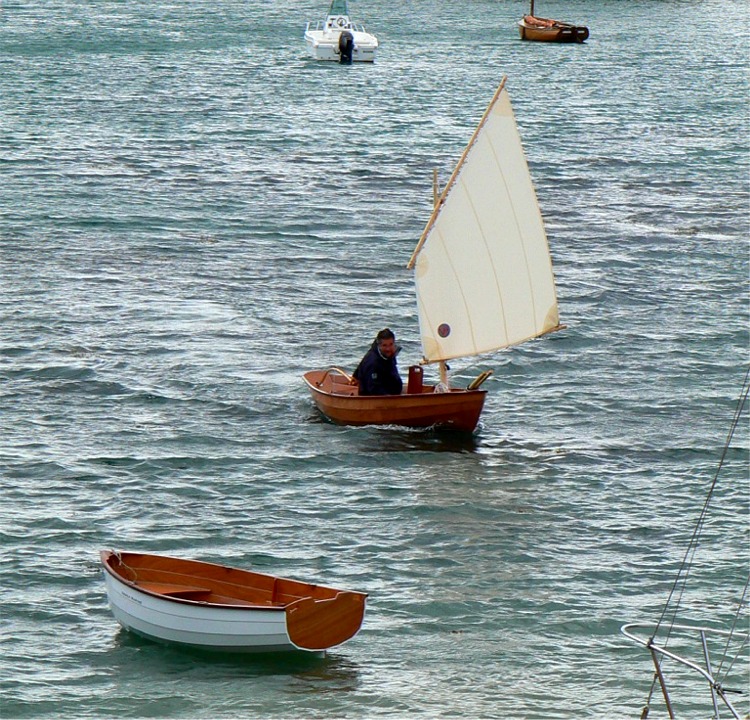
[518,1,589,43]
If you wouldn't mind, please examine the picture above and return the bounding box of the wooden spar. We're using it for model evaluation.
[407,76,508,269]
[539,323,567,338]
[530,0,535,16]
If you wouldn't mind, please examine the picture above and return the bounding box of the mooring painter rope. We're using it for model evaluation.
[113,549,138,582]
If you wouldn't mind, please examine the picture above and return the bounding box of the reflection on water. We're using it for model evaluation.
[105,631,364,707]
[348,426,482,454]
[304,404,483,453]
[112,629,351,678]
[287,654,362,695]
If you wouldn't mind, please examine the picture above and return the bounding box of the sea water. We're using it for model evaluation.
[1,1,748,718]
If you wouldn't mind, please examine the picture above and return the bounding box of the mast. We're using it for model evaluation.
[430,168,450,388]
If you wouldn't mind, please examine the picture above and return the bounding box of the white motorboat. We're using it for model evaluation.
[304,0,378,63]
[100,550,367,654]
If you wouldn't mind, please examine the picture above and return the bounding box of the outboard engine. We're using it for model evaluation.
[338,31,354,64]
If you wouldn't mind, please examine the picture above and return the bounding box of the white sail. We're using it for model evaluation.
[408,78,561,364]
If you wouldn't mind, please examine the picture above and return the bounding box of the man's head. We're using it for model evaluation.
[376,328,397,358]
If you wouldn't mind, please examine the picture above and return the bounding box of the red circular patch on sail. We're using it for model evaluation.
[437,323,451,338]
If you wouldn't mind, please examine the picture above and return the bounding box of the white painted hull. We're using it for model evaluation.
[304,29,378,62]
[100,550,367,654]
[103,572,297,652]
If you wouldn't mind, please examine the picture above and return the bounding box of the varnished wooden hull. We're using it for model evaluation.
[303,369,486,432]
[518,16,589,43]
[100,550,367,653]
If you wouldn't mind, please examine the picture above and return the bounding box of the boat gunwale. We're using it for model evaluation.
[302,370,487,401]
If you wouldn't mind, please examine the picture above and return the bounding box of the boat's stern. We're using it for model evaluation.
[303,16,378,62]
[285,591,367,651]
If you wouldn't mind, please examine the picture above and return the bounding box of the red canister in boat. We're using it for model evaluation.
[407,365,423,394]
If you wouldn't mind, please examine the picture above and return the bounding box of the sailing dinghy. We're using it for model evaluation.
[101,550,367,653]
[304,77,563,433]
[518,0,589,43]
[304,78,563,432]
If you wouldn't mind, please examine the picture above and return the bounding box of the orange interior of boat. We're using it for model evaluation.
[104,551,353,608]
[317,367,436,396]
[327,373,359,396]
[523,15,560,28]
[135,581,213,599]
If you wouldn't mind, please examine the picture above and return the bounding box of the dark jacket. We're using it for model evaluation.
[353,341,403,396]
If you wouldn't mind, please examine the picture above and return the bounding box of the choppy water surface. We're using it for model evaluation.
[1,1,748,718]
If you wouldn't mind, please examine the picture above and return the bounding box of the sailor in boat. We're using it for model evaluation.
[352,328,403,396]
